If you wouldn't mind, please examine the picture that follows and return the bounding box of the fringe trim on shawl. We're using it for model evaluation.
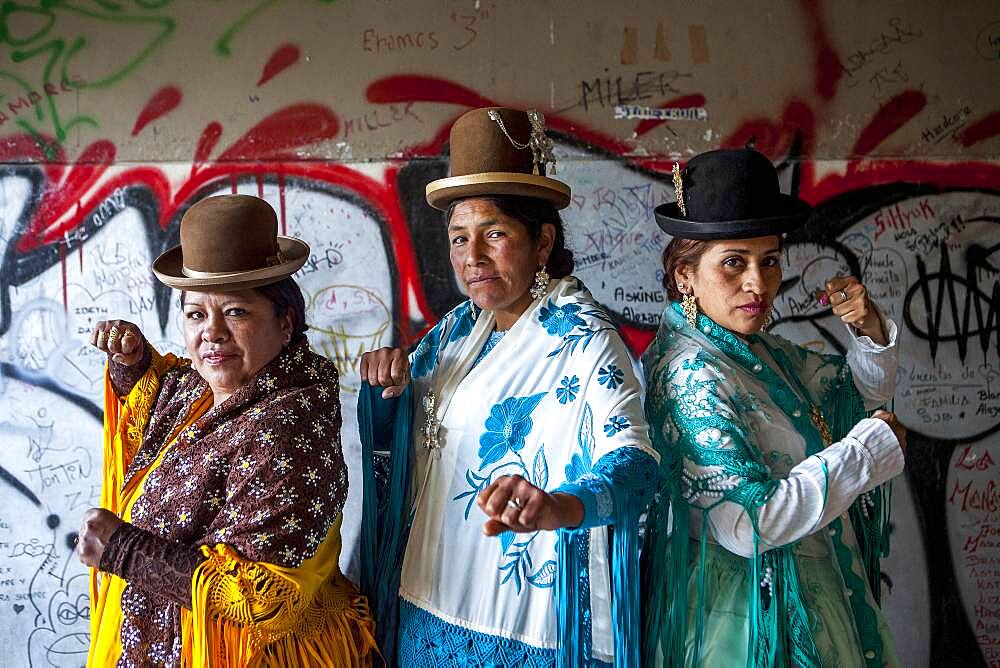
[183,545,379,667]
[89,350,183,667]
[643,364,891,667]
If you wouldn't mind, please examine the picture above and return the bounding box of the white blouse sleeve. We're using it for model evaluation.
[656,351,904,559]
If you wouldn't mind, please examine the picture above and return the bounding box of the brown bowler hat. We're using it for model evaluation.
[425,107,571,211]
[152,195,309,291]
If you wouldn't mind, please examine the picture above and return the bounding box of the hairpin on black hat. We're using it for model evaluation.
[672,162,686,217]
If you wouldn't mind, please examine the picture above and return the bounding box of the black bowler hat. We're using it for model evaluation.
[653,149,811,239]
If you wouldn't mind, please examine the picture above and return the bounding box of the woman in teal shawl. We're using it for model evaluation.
[641,149,907,667]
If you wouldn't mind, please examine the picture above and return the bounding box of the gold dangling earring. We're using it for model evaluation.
[679,283,698,327]
[530,266,550,300]
[761,308,773,331]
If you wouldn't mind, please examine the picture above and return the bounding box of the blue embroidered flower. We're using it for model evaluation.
[410,323,443,379]
[604,415,630,436]
[448,300,476,342]
[555,375,580,404]
[478,392,547,466]
[565,403,595,480]
[538,299,585,336]
[597,363,624,390]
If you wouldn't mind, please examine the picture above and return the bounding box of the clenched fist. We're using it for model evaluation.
[90,319,145,366]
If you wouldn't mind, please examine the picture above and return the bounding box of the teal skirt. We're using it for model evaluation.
[658,541,900,668]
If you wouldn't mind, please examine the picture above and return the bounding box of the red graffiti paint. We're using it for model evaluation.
[258,43,301,86]
[633,94,708,137]
[850,90,926,157]
[1,66,995,360]
[217,103,340,161]
[721,100,816,157]
[366,75,496,109]
[194,122,223,164]
[278,173,287,235]
[131,86,182,137]
[19,140,116,251]
[799,0,843,101]
[619,325,655,356]
[957,111,1000,148]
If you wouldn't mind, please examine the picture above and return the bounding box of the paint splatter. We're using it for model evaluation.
[217,103,340,161]
[18,141,116,252]
[131,86,182,137]
[194,122,223,164]
[258,43,301,86]
[957,111,1000,148]
[851,90,926,156]
[799,0,843,101]
[367,75,495,108]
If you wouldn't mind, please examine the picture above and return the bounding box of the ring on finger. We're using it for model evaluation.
[837,289,849,303]
[107,327,121,345]
[507,497,524,510]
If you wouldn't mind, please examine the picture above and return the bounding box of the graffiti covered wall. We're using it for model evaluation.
[0,1,997,665]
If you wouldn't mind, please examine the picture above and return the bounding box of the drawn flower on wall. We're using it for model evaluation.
[539,299,585,336]
[478,392,547,466]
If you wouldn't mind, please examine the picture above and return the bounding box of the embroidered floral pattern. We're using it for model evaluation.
[410,322,443,379]
[597,363,624,390]
[477,392,547,466]
[603,415,630,436]
[453,392,554,594]
[555,374,580,404]
[448,300,476,342]
[642,301,889,667]
[539,299,586,336]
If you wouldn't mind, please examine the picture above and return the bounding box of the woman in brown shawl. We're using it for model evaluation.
[77,195,377,667]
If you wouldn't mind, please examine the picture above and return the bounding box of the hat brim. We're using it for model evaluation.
[426,172,571,211]
[653,195,811,240]
[151,236,310,292]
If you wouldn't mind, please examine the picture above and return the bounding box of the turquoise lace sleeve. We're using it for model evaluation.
[553,446,660,529]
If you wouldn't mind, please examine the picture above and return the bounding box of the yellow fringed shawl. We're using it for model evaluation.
[88,350,379,667]
[184,519,377,667]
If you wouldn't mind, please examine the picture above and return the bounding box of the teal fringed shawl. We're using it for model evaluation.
[556,467,650,667]
[358,382,414,664]
[641,304,894,668]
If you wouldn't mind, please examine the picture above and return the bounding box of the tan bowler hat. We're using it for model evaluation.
[152,195,309,291]
[425,107,571,211]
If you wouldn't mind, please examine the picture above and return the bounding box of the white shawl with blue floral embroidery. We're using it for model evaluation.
[399,276,658,662]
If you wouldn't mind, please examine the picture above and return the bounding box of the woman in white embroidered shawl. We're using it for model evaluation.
[641,149,907,667]
[358,107,659,667]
